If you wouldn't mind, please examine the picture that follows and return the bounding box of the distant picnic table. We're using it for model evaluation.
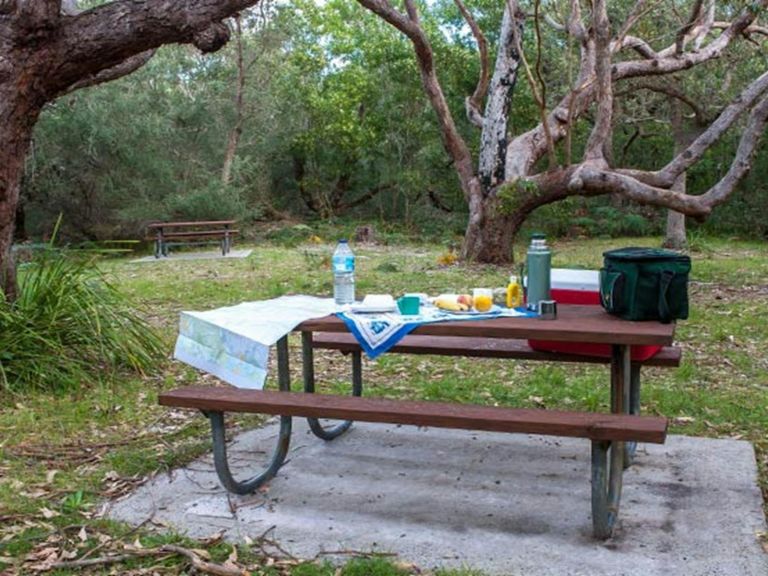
[146,220,238,258]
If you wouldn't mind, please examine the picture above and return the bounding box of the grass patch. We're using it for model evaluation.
[0,251,164,393]
[1,234,766,574]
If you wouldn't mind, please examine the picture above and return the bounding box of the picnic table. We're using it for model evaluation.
[146,220,238,257]
[161,304,678,539]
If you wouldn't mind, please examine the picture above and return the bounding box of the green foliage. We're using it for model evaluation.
[526,198,658,239]
[19,0,768,246]
[164,180,253,222]
[0,251,165,393]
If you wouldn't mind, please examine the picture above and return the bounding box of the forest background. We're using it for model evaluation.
[16,0,768,250]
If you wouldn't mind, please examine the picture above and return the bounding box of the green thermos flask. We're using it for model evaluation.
[526,233,551,312]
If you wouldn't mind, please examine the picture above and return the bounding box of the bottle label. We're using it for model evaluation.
[332,255,355,273]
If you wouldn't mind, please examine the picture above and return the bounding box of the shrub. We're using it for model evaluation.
[164,181,251,222]
[0,251,165,393]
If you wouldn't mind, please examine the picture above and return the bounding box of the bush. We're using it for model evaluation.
[0,252,165,393]
[164,181,252,222]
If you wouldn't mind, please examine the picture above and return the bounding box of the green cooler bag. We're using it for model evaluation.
[600,247,691,323]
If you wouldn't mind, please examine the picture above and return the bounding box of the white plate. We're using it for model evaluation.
[350,304,397,314]
[440,305,501,315]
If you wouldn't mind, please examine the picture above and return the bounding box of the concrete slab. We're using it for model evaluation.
[130,249,253,263]
[108,420,768,575]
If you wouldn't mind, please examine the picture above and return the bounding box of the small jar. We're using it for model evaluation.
[492,287,508,307]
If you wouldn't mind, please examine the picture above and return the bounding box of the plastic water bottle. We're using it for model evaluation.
[332,240,355,305]
[526,233,551,312]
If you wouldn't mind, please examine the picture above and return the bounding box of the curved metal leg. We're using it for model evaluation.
[208,411,291,495]
[207,336,293,494]
[302,331,362,440]
[591,439,624,539]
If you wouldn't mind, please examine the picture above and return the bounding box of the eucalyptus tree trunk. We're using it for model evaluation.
[0,52,44,301]
[664,98,689,250]
[461,4,522,263]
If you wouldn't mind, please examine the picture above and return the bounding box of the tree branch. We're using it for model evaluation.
[566,0,586,41]
[478,1,524,184]
[48,544,247,576]
[563,88,768,218]
[13,0,61,35]
[627,80,708,125]
[453,0,489,128]
[675,0,705,54]
[46,0,262,97]
[615,2,766,80]
[713,21,768,38]
[338,183,392,211]
[356,0,477,202]
[584,0,612,164]
[60,49,156,95]
[512,0,556,168]
[653,69,768,185]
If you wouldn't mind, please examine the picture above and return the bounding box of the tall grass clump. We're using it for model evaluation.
[0,251,165,393]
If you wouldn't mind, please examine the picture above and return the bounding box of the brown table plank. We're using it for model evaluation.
[312,333,681,367]
[298,305,676,346]
[160,230,239,238]
[160,387,668,444]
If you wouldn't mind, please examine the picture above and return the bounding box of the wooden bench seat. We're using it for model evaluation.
[160,384,667,538]
[160,386,667,443]
[311,332,682,366]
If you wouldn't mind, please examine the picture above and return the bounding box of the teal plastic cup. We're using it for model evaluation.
[397,296,420,315]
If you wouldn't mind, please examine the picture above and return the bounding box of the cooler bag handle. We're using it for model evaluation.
[658,270,675,324]
[600,268,624,314]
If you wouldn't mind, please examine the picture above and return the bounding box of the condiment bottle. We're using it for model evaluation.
[506,275,523,308]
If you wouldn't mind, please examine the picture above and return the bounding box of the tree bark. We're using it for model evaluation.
[663,98,688,250]
[221,15,245,186]
[477,3,521,189]
[0,95,41,301]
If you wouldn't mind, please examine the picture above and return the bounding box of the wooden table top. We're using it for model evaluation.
[147,220,236,228]
[297,305,676,346]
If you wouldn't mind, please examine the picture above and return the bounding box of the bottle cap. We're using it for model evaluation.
[509,274,518,284]
[339,239,348,243]
[531,232,546,240]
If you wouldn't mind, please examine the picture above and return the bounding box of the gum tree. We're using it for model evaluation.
[0,0,262,300]
[357,0,768,262]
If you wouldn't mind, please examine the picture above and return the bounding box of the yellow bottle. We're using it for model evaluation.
[506,275,523,308]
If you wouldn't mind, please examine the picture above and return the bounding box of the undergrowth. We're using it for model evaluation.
[0,251,165,393]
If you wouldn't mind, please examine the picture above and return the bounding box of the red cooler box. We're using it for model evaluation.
[527,269,662,361]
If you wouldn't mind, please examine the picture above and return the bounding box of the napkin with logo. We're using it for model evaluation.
[336,306,533,359]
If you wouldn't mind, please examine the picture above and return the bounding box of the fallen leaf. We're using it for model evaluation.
[673,416,695,425]
[39,507,59,519]
[77,526,87,543]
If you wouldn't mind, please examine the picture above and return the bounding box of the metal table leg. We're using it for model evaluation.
[303,331,362,440]
[206,335,293,494]
[592,343,631,538]
[624,363,642,466]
